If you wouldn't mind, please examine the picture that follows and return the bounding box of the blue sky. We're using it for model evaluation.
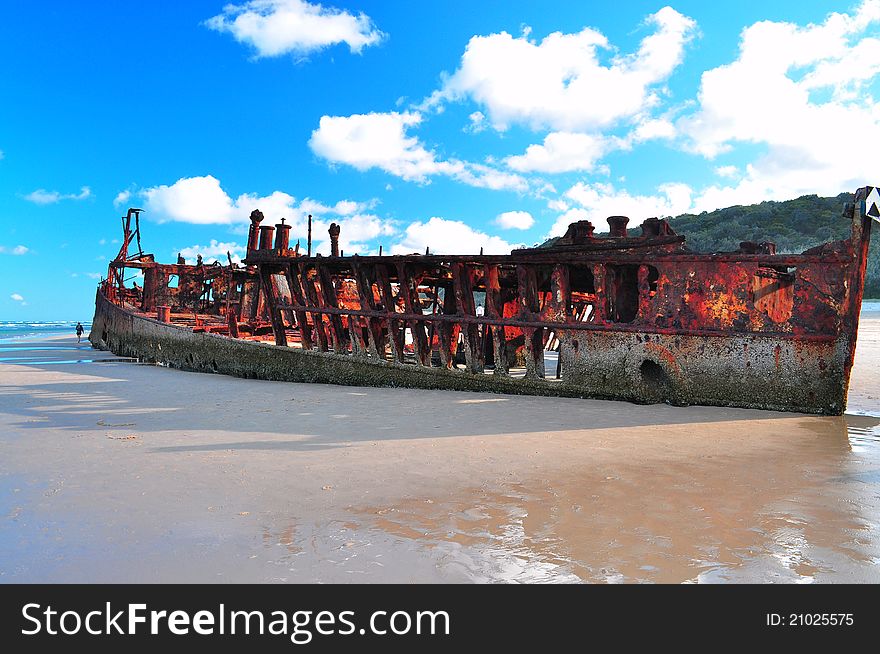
[1,0,877,320]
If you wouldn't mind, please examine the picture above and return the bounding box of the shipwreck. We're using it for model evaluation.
[90,187,878,415]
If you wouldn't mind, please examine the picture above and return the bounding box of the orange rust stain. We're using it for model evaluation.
[644,342,682,377]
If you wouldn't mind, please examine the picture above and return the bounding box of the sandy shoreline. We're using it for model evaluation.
[1,319,879,583]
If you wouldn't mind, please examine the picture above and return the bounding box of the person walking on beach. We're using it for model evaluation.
[75,322,84,343]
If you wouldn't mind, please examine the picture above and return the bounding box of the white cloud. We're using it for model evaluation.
[494,210,535,230]
[309,111,527,191]
[24,186,91,205]
[0,245,28,255]
[137,175,396,256]
[85,272,102,280]
[505,132,621,173]
[434,7,697,132]
[113,190,132,208]
[714,165,739,179]
[550,181,694,236]
[452,163,528,191]
[678,0,880,202]
[177,240,247,264]
[630,116,677,142]
[0,149,4,160]
[205,0,384,58]
[331,199,360,215]
[465,110,487,133]
[540,1,880,232]
[392,217,518,255]
[141,176,238,224]
[310,111,456,182]
[10,293,25,303]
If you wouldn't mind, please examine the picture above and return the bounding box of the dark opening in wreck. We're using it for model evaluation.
[90,187,878,415]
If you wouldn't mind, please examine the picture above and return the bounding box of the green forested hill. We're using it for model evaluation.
[546,193,880,297]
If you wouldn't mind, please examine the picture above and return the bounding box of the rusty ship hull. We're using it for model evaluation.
[89,187,877,415]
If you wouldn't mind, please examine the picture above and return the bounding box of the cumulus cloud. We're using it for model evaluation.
[205,0,384,58]
[138,175,395,256]
[177,240,247,265]
[505,132,622,173]
[391,217,518,255]
[141,176,239,224]
[24,186,91,205]
[113,190,132,208]
[0,245,29,255]
[309,111,527,191]
[465,111,487,133]
[433,7,697,132]
[714,165,740,179]
[309,112,455,181]
[629,116,677,143]
[677,0,880,202]
[494,210,535,230]
[10,293,25,305]
[549,181,694,237]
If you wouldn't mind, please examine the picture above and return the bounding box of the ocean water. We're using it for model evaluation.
[0,321,91,342]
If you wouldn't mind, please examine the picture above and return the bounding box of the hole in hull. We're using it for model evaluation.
[639,359,671,402]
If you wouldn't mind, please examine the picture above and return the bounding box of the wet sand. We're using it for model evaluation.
[1,319,879,583]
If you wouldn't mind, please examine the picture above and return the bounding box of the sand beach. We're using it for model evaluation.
[1,318,878,583]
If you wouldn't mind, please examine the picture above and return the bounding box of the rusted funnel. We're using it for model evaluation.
[607,216,629,238]
[259,225,275,250]
[275,218,291,250]
[329,223,341,257]
[246,210,265,252]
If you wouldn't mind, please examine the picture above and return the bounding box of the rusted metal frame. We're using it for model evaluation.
[434,283,458,369]
[141,266,167,312]
[269,271,299,333]
[637,264,655,323]
[426,285,441,362]
[270,302,840,342]
[352,262,385,359]
[257,265,288,347]
[544,264,570,378]
[451,262,484,373]
[374,263,405,363]
[396,262,431,366]
[336,267,367,357]
[516,235,687,254]
[483,263,509,375]
[516,264,545,379]
[298,262,329,352]
[843,195,873,376]
[591,264,608,323]
[283,262,313,350]
[240,276,262,324]
[314,262,348,353]
[343,268,368,357]
[246,251,848,267]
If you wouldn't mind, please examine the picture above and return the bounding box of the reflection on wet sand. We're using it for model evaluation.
[352,416,880,583]
[3,333,880,584]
